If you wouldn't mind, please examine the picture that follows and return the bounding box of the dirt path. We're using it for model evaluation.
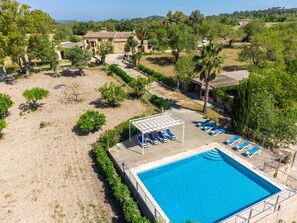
[0,70,146,223]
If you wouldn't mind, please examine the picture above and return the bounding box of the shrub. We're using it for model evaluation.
[130,76,148,97]
[77,110,106,133]
[149,95,170,110]
[109,64,134,84]
[99,82,127,107]
[22,87,49,109]
[0,93,14,118]
[0,119,7,132]
[137,64,177,88]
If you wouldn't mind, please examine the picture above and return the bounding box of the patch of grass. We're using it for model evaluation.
[220,48,248,71]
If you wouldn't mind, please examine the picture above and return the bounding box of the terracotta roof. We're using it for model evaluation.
[60,41,84,49]
[84,31,116,39]
[192,70,249,88]
[114,32,134,39]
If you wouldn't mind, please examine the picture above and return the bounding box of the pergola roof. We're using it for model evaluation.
[130,113,184,134]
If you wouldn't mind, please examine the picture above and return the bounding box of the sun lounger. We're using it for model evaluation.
[210,127,225,136]
[148,132,159,145]
[234,140,250,151]
[197,119,210,127]
[137,135,149,148]
[243,146,261,158]
[202,123,217,132]
[165,128,176,140]
[157,131,168,143]
[224,135,241,145]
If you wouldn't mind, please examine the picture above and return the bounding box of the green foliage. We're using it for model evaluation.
[109,64,134,83]
[69,35,81,43]
[135,25,150,52]
[54,23,74,43]
[97,40,113,64]
[0,93,14,117]
[242,19,266,42]
[92,117,147,223]
[22,87,49,106]
[131,52,142,66]
[137,64,177,88]
[0,119,7,132]
[149,95,170,110]
[175,55,196,84]
[197,19,229,41]
[126,36,138,54]
[215,86,238,104]
[77,110,106,133]
[66,46,92,75]
[130,76,148,97]
[27,9,55,34]
[99,82,127,107]
[168,23,197,61]
[194,42,224,114]
[232,69,297,147]
[73,22,89,35]
[148,37,159,54]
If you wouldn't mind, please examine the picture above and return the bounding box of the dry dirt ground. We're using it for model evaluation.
[0,69,146,223]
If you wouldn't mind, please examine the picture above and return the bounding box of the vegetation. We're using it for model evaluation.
[109,64,134,83]
[0,119,7,137]
[149,95,170,110]
[22,87,49,109]
[97,40,113,64]
[130,76,148,97]
[125,36,138,55]
[93,119,148,223]
[99,83,127,107]
[175,55,196,86]
[194,43,224,114]
[137,64,177,88]
[66,46,92,75]
[0,93,14,118]
[77,110,106,133]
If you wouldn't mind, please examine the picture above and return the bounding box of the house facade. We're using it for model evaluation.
[83,30,148,55]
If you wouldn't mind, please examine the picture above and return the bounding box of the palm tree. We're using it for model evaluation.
[135,25,150,53]
[194,42,224,114]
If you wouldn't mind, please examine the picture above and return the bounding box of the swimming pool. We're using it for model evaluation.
[137,149,281,223]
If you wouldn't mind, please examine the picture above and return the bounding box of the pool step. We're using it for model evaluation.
[204,149,224,161]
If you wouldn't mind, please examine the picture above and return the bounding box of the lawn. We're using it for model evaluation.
[141,48,247,77]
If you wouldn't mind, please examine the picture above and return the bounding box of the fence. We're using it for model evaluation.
[121,162,167,222]
[222,188,297,223]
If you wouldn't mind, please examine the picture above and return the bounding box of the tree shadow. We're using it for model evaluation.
[89,99,110,109]
[18,103,44,112]
[60,69,81,78]
[145,56,174,67]
[72,125,89,136]
[222,65,245,72]
[88,150,125,223]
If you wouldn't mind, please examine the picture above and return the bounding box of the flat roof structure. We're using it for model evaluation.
[129,113,185,155]
[192,70,249,88]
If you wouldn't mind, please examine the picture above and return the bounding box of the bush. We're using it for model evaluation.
[77,110,106,133]
[22,87,49,108]
[93,117,147,223]
[99,82,127,107]
[149,95,170,110]
[0,119,7,132]
[130,76,148,97]
[109,64,134,84]
[137,64,177,88]
[0,93,14,118]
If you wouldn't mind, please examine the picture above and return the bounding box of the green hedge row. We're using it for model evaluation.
[149,95,170,110]
[109,64,134,84]
[93,120,148,223]
[137,64,177,88]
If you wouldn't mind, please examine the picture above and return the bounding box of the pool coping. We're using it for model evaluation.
[130,142,288,222]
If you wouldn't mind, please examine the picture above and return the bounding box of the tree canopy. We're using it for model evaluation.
[66,46,92,75]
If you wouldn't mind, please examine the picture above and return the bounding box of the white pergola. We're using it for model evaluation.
[129,113,185,155]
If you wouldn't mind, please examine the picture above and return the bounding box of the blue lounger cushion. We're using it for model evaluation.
[243,146,261,158]
[234,140,250,151]
[137,135,148,148]
[157,131,168,143]
[165,128,176,140]
[148,132,159,145]
[224,135,241,145]
[197,119,210,127]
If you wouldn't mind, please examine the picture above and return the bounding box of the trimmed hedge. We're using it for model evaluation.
[137,64,177,88]
[109,64,134,84]
[93,120,148,223]
[150,95,170,110]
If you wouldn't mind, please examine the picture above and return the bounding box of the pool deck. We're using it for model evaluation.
[109,108,276,170]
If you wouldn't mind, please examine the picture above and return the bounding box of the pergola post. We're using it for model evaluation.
[182,122,185,144]
[129,121,131,142]
[142,132,144,155]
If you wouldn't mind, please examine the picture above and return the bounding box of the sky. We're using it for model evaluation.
[18,0,297,21]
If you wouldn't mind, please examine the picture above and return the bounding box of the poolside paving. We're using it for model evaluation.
[109,107,277,170]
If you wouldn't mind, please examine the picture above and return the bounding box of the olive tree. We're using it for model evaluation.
[0,93,14,118]
[66,46,92,75]
[22,87,49,109]
[77,110,106,133]
[99,82,127,107]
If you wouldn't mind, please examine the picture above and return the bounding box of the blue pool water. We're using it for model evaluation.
[137,149,280,223]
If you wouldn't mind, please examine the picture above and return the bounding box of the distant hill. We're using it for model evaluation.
[145,15,165,20]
